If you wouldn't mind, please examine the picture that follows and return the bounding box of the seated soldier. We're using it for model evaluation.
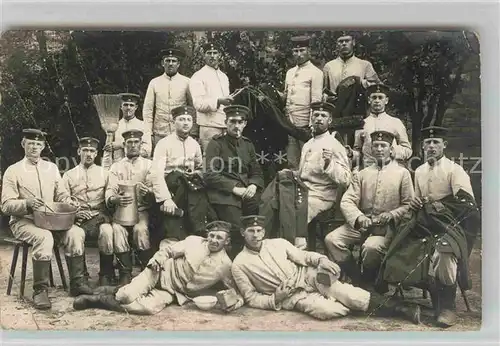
[106,129,177,285]
[1,129,93,310]
[324,130,414,289]
[231,215,420,323]
[152,105,216,241]
[62,137,115,285]
[73,221,244,315]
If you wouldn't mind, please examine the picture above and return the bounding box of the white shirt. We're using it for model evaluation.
[152,133,203,176]
[323,56,379,94]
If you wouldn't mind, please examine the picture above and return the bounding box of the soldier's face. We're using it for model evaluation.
[371,141,392,163]
[337,36,354,56]
[311,111,332,134]
[121,102,138,120]
[423,138,447,162]
[206,230,230,253]
[124,138,141,157]
[241,226,265,249]
[78,147,97,166]
[22,139,45,159]
[204,49,220,68]
[225,116,247,138]
[162,57,180,75]
[368,93,388,113]
[292,47,310,65]
[175,115,193,135]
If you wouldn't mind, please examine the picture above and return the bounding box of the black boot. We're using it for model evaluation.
[32,259,52,310]
[137,249,153,271]
[83,252,90,281]
[66,255,94,297]
[367,292,421,324]
[73,293,125,312]
[338,257,361,285]
[115,252,132,286]
[436,281,458,328]
[98,253,115,286]
[428,277,440,317]
[360,266,377,291]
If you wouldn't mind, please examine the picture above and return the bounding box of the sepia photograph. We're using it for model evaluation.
[0,29,481,332]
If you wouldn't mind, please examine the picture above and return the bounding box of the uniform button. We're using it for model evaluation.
[441,241,448,245]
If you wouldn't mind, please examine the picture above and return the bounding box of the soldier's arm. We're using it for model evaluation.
[324,140,352,189]
[189,74,219,113]
[53,165,72,203]
[1,166,30,216]
[451,164,475,200]
[311,68,324,103]
[152,138,168,177]
[105,163,121,207]
[340,172,364,228]
[247,142,265,189]
[142,80,156,136]
[283,238,327,267]
[392,119,413,161]
[389,169,415,222]
[361,61,380,88]
[203,140,240,193]
[146,161,173,203]
[185,79,194,107]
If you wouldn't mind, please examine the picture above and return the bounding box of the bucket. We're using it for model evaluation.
[113,181,139,226]
[33,199,79,231]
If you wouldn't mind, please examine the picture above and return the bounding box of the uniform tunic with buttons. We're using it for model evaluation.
[113,117,152,160]
[323,56,379,95]
[1,158,86,260]
[152,133,203,176]
[142,73,191,138]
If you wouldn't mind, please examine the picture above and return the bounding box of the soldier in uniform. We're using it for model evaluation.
[106,129,177,285]
[103,93,152,162]
[351,84,412,168]
[325,130,414,289]
[280,35,323,169]
[1,129,93,310]
[203,105,264,259]
[152,105,215,241]
[143,48,193,150]
[189,42,233,153]
[62,137,115,286]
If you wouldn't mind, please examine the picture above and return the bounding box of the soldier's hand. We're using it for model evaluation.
[356,215,373,230]
[322,148,333,161]
[162,199,177,215]
[377,212,393,224]
[140,149,149,158]
[112,194,133,207]
[274,283,293,304]
[294,237,307,250]
[410,197,424,211]
[232,187,246,197]
[27,198,45,210]
[242,184,257,199]
[137,182,152,197]
[76,210,93,221]
[218,96,233,107]
[103,143,114,152]
[146,257,163,272]
[318,258,341,277]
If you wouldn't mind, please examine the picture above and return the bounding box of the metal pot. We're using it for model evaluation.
[33,198,79,231]
[113,181,139,226]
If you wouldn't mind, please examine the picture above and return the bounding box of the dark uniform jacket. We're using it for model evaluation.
[204,134,264,207]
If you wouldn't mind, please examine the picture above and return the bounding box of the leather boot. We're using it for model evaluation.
[360,266,377,291]
[73,293,125,312]
[338,257,361,285]
[32,259,52,310]
[66,255,94,297]
[367,292,421,324]
[115,252,132,286]
[93,285,119,295]
[436,281,458,328]
[83,252,90,281]
[98,253,115,286]
[137,249,153,271]
[428,277,440,317]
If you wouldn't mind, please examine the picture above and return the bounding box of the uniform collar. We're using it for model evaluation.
[175,132,190,142]
[23,157,42,166]
[123,116,137,123]
[163,72,178,80]
[204,64,220,72]
[125,155,141,164]
[79,162,96,170]
[312,130,330,140]
[376,158,395,170]
[226,134,242,146]
[369,111,388,118]
[427,155,448,168]
[297,60,312,69]
[337,54,356,63]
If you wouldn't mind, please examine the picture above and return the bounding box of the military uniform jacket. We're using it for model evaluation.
[204,134,264,207]
[62,163,109,211]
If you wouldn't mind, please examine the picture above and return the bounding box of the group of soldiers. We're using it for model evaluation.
[0,32,479,329]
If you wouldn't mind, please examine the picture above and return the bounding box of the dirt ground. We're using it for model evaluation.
[0,243,481,332]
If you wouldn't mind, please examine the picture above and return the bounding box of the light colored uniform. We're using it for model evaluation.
[353,112,412,166]
[298,131,351,223]
[105,156,172,252]
[323,56,379,95]
[1,158,86,260]
[152,132,203,176]
[325,160,414,268]
[112,117,152,161]
[189,65,230,152]
[414,156,475,285]
[61,163,114,254]
[284,61,323,168]
[142,73,191,147]
[115,235,240,315]
[232,238,371,320]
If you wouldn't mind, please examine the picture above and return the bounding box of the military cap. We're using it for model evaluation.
[311,101,335,115]
[337,30,361,40]
[366,83,390,97]
[79,137,100,149]
[171,105,196,119]
[241,215,266,229]
[291,35,311,48]
[370,130,395,144]
[122,129,143,141]
[421,126,449,139]
[119,93,140,104]
[206,220,232,233]
[203,42,222,52]
[160,47,185,60]
[224,105,251,120]
[22,128,47,141]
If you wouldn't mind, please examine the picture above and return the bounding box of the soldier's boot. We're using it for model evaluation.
[32,259,52,310]
[83,252,90,282]
[360,266,378,291]
[338,257,361,286]
[98,253,115,286]
[92,285,119,295]
[115,251,133,286]
[73,294,125,312]
[436,281,458,328]
[137,249,154,271]
[367,292,421,325]
[428,277,441,318]
[67,255,94,297]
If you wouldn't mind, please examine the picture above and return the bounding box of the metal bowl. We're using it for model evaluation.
[192,296,217,311]
[33,202,78,231]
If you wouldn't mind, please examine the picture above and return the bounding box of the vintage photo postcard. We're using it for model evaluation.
[0,29,481,332]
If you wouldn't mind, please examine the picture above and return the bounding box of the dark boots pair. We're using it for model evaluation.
[429,278,458,327]
[32,255,93,310]
[98,250,153,287]
[367,291,421,324]
[73,288,125,313]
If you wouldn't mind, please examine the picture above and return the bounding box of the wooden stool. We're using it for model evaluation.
[4,237,68,297]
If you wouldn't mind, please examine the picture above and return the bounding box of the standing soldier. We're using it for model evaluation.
[1,129,93,310]
[106,129,177,285]
[203,105,264,259]
[189,42,233,153]
[143,48,193,151]
[103,93,151,162]
[280,35,323,169]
